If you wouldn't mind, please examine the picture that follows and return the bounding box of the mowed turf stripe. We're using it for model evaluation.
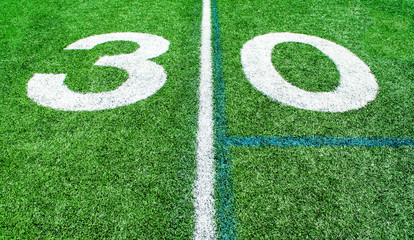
[227,136,414,148]
[193,0,216,239]
[211,0,238,238]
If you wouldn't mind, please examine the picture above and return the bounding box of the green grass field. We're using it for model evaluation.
[1,0,201,238]
[218,0,414,238]
[232,147,413,238]
[223,0,413,138]
[1,0,413,239]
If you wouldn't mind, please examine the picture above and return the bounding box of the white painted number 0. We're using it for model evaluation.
[27,32,170,111]
[241,32,378,112]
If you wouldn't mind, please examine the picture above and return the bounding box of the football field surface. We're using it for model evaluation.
[1,0,413,239]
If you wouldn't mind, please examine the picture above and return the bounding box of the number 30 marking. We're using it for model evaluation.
[27,32,169,111]
[28,32,378,113]
[241,32,378,112]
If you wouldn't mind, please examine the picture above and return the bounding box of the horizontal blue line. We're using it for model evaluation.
[227,136,414,148]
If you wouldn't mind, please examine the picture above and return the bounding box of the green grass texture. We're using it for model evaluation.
[233,146,413,239]
[1,0,201,238]
[217,0,414,238]
[1,0,413,238]
[220,0,413,138]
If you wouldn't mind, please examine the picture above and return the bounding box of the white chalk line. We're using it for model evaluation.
[193,0,216,239]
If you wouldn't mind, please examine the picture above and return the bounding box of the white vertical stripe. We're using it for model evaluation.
[193,0,216,239]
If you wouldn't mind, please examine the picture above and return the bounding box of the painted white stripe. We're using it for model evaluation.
[193,0,216,239]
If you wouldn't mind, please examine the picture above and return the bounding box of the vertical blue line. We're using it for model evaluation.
[210,1,413,239]
[211,0,238,238]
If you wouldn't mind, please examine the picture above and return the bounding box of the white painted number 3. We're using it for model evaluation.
[241,33,378,112]
[27,32,170,111]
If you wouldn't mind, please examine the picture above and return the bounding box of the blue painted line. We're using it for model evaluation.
[226,136,414,148]
[211,0,238,239]
[210,0,413,239]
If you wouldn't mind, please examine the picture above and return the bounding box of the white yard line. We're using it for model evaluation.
[193,0,216,239]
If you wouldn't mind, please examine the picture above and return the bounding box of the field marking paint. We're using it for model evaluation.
[227,136,414,147]
[209,4,411,239]
[23,4,412,240]
[193,0,216,239]
[27,33,169,111]
[211,0,238,238]
[241,32,379,112]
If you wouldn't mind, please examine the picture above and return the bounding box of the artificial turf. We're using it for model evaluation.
[220,0,413,138]
[216,0,413,238]
[0,0,201,238]
[1,0,413,238]
[232,146,414,239]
